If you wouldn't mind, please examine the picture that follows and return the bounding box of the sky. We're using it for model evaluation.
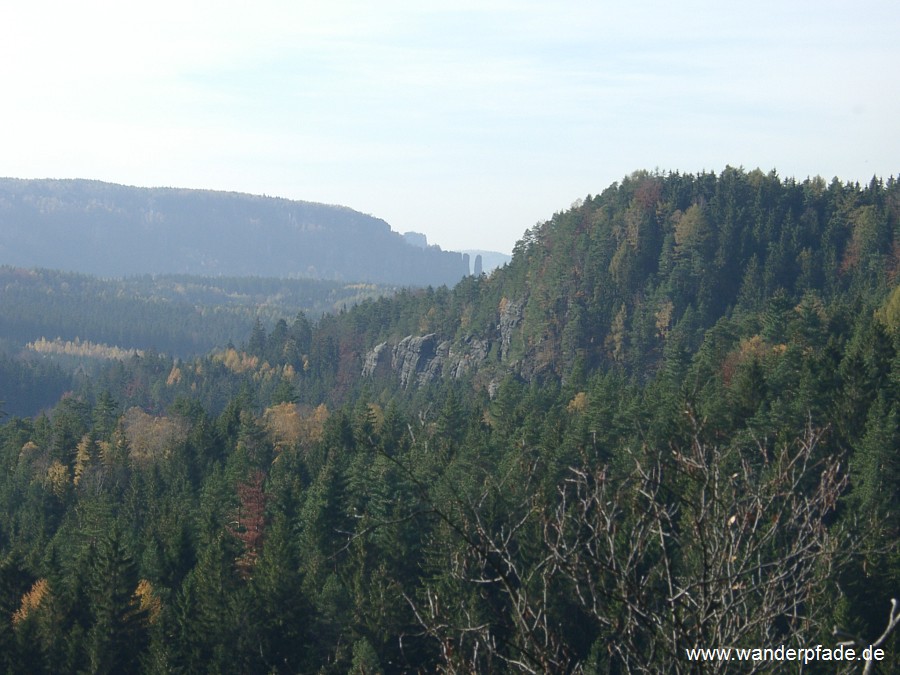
[2,1,898,254]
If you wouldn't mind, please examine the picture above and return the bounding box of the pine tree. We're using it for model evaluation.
[84,528,149,674]
[170,533,239,673]
[244,516,316,673]
[91,390,119,440]
[247,317,268,357]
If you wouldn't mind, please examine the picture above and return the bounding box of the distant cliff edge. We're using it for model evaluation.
[0,179,469,286]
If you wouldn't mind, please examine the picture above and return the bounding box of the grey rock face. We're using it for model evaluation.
[362,334,491,387]
[392,334,438,388]
[448,337,489,379]
[498,298,524,361]
[361,341,391,378]
[418,340,450,385]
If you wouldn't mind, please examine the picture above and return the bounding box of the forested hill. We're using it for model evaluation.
[1,167,899,673]
[0,179,469,286]
[21,167,895,412]
[315,167,899,391]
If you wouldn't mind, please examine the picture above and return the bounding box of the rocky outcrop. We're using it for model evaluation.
[418,340,450,386]
[362,334,491,387]
[392,334,438,388]
[447,337,489,379]
[361,341,391,378]
[498,298,525,361]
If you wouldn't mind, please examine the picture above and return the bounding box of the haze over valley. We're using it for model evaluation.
[0,178,499,286]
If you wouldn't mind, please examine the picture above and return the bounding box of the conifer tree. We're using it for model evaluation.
[84,528,149,674]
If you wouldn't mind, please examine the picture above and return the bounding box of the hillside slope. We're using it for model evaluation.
[0,179,469,286]
[330,167,899,389]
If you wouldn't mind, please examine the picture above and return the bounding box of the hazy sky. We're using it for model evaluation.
[2,1,898,254]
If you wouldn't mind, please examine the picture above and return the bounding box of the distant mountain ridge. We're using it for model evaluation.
[0,178,469,286]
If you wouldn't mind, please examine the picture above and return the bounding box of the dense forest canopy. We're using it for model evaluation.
[0,167,897,673]
[0,268,396,418]
[0,266,396,359]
